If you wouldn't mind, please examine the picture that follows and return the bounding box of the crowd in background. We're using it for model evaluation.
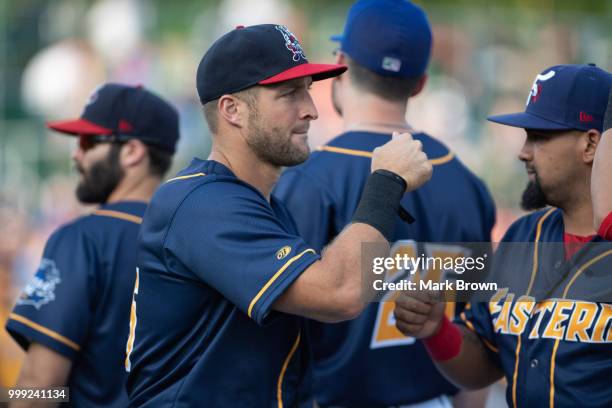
[1,0,610,387]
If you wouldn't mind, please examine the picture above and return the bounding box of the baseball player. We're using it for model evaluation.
[273,1,495,407]
[5,84,179,407]
[394,64,612,407]
[124,24,432,407]
[592,87,612,239]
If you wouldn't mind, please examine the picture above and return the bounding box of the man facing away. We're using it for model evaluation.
[274,1,495,406]
[6,83,179,407]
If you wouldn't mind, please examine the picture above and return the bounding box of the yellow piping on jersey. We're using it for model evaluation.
[549,338,561,408]
[316,146,455,166]
[460,312,499,353]
[548,248,612,408]
[561,249,612,298]
[93,209,142,224]
[247,249,316,319]
[511,207,555,408]
[8,313,80,351]
[166,172,206,182]
[511,335,522,408]
[525,208,556,296]
[277,330,301,408]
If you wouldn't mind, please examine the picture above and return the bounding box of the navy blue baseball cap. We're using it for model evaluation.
[47,83,180,153]
[488,64,612,132]
[197,24,347,104]
[331,0,432,78]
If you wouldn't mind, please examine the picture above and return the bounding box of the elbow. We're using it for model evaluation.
[321,286,364,323]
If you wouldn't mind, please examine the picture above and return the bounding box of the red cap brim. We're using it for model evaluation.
[46,118,113,136]
[259,63,347,85]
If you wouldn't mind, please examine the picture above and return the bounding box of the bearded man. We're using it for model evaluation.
[6,83,179,408]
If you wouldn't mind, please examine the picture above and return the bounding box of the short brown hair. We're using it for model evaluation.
[202,87,259,134]
[347,56,422,102]
[146,144,173,177]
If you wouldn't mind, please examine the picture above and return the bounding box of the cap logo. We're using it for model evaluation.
[382,57,402,72]
[526,70,556,106]
[579,112,594,123]
[275,25,306,62]
[85,84,105,106]
[119,120,134,132]
[86,91,99,106]
[276,245,292,260]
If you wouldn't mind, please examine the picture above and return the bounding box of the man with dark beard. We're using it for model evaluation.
[5,83,179,407]
[393,64,612,407]
[125,24,433,407]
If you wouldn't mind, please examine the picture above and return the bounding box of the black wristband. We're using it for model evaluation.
[604,87,612,133]
[352,170,408,241]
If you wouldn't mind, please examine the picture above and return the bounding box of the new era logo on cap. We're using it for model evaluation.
[382,57,402,73]
[489,64,612,132]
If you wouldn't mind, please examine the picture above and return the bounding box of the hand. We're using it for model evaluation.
[371,132,433,192]
[394,289,446,339]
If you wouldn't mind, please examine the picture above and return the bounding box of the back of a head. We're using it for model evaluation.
[334,0,432,100]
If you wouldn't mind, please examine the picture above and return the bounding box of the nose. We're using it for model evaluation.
[72,143,84,163]
[301,88,318,121]
[518,138,533,163]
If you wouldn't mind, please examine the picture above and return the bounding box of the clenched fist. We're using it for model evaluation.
[394,290,446,339]
[371,132,433,192]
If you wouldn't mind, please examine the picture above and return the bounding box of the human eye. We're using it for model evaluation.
[282,88,297,98]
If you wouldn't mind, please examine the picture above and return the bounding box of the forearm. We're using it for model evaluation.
[433,325,504,390]
[276,223,387,322]
[317,222,389,310]
[275,135,432,321]
[592,129,612,230]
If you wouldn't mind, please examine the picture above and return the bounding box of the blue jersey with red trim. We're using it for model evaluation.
[459,208,612,407]
[273,131,495,406]
[6,201,146,408]
[125,159,320,407]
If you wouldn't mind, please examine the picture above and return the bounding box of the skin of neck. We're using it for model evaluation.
[208,126,280,201]
[342,84,409,132]
[558,169,595,237]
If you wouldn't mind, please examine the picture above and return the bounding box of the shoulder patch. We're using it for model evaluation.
[17,259,61,309]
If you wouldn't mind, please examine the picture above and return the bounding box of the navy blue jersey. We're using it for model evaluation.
[274,131,495,406]
[6,201,146,407]
[459,208,612,408]
[126,159,320,407]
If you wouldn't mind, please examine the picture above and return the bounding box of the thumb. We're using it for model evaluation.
[431,301,447,322]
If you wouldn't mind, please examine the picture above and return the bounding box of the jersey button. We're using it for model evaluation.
[530,359,539,368]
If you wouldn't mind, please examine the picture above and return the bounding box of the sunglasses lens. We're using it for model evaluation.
[79,136,95,151]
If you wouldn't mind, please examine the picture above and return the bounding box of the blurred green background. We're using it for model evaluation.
[1,0,611,386]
